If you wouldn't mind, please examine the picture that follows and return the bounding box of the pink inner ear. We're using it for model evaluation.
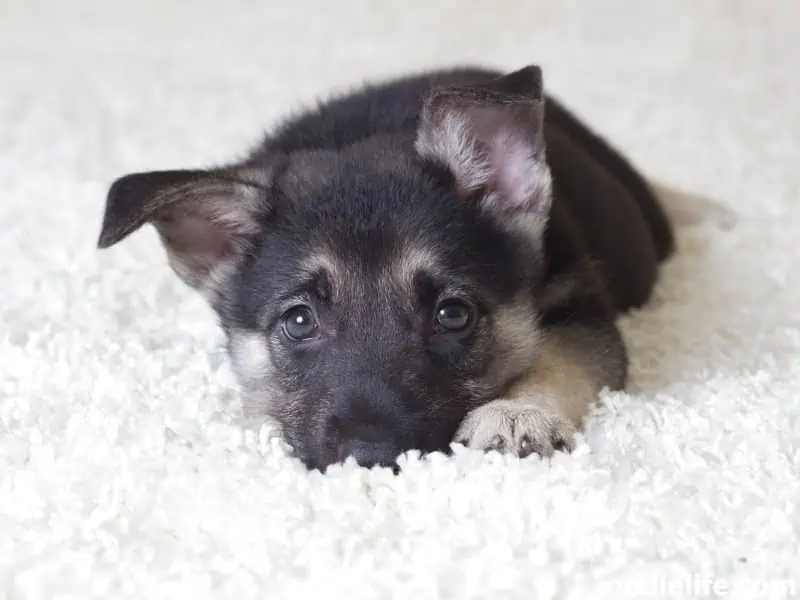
[417,102,550,216]
[168,214,234,273]
[488,129,540,208]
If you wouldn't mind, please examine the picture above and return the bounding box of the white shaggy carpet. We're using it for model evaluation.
[2,1,799,598]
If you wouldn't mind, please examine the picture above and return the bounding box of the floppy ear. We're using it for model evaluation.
[415,65,552,239]
[97,167,273,298]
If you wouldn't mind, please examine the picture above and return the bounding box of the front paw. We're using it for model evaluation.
[454,399,577,458]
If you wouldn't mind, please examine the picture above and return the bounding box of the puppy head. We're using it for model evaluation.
[98,66,554,471]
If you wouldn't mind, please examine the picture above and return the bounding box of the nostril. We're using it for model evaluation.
[338,438,398,468]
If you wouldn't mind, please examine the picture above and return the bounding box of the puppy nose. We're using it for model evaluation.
[337,438,398,468]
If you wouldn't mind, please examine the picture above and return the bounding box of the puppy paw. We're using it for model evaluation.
[454,399,577,458]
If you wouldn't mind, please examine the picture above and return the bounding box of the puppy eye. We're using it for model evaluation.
[281,305,319,341]
[434,299,475,334]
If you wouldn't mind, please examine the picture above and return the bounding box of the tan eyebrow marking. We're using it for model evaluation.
[386,244,440,291]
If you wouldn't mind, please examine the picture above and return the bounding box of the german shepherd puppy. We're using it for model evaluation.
[97,65,685,471]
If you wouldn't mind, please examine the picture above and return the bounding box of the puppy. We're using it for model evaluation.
[97,65,683,471]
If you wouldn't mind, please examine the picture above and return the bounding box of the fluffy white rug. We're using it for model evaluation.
[2,1,799,598]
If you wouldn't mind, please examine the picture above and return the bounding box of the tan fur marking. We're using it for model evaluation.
[298,251,345,298]
[487,297,543,384]
[455,332,601,457]
[504,333,599,424]
[227,329,277,418]
[385,244,440,292]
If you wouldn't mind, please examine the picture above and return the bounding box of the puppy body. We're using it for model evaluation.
[98,65,675,470]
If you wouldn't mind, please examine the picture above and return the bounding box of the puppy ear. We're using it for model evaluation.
[97,167,272,297]
[415,65,552,238]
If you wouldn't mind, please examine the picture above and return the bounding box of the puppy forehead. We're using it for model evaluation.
[264,151,525,298]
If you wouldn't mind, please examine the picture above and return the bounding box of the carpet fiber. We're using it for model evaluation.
[2,1,799,598]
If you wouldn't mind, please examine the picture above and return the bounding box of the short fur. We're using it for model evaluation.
[97,64,677,471]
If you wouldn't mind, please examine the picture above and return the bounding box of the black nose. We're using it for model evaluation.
[337,438,399,468]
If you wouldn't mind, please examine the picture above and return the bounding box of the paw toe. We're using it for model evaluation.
[518,434,554,458]
[551,433,573,454]
[517,434,541,458]
[486,434,507,453]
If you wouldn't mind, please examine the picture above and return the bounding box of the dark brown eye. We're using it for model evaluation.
[434,300,474,333]
[282,305,319,341]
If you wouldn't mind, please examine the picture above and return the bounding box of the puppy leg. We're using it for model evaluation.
[455,323,625,457]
